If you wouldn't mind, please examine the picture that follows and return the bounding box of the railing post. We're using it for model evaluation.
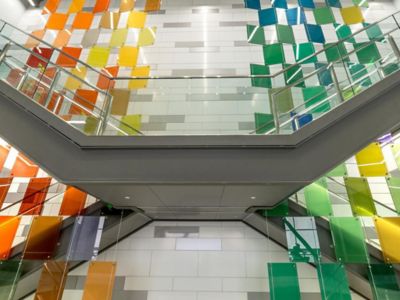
[96,87,113,135]
[0,42,10,64]
[16,69,30,91]
[388,35,400,61]
[44,67,61,108]
[330,64,345,103]
[271,92,280,134]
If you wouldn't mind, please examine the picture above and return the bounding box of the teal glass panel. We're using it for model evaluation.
[313,7,335,25]
[250,64,271,88]
[299,0,315,8]
[305,24,325,44]
[262,199,289,217]
[385,177,400,214]
[327,164,347,176]
[272,0,287,9]
[317,263,351,300]
[254,113,274,134]
[284,217,321,263]
[324,42,348,62]
[245,0,261,9]
[259,8,277,26]
[364,23,384,41]
[283,64,304,87]
[334,23,355,43]
[276,24,295,44]
[0,261,22,300]
[269,88,294,114]
[327,0,341,8]
[368,264,400,300]
[263,43,285,65]
[304,178,333,216]
[349,63,372,88]
[302,86,330,113]
[355,43,381,64]
[268,263,301,300]
[293,43,317,63]
[344,177,377,216]
[329,217,369,263]
[247,24,265,45]
[316,63,333,87]
[286,7,306,25]
[382,63,399,76]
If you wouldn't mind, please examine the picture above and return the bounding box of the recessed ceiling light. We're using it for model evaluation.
[250,196,256,200]
[124,196,130,200]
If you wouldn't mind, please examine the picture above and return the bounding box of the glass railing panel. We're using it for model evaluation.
[368,264,400,299]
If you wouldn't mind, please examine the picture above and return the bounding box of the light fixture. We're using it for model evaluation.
[250,196,256,200]
[124,196,131,200]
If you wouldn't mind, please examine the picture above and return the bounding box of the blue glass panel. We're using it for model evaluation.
[286,7,306,25]
[315,63,333,86]
[259,8,278,26]
[66,216,105,261]
[291,112,313,130]
[245,0,261,10]
[326,0,341,8]
[298,0,315,8]
[272,0,288,9]
[305,24,325,43]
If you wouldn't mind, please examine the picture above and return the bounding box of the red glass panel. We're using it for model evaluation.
[69,89,98,115]
[0,177,13,208]
[26,47,54,69]
[18,177,52,215]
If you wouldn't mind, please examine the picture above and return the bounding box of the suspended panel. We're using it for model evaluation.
[386,177,400,214]
[355,143,388,176]
[82,261,116,300]
[59,187,87,216]
[317,263,351,300]
[18,177,52,215]
[0,260,22,300]
[344,177,376,216]
[304,177,333,216]
[368,264,400,300]
[34,261,68,300]
[268,263,301,300]
[374,217,400,263]
[0,177,13,208]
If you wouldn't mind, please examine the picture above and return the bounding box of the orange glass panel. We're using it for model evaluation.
[56,47,82,67]
[97,66,119,90]
[120,0,135,12]
[0,177,13,208]
[93,0,110,13]
[82,261,116,300]
[374,217,400,263]
[25,30,46,48]
[70,89,98,115]
[72,12,94,30]
[43,0,61,14]
[0,145,10,171]
[110,89,130,115]
[99,12,120,29]
[59,187,87,216]
[11,154,39,177]
[53,30,72,48]
[23,216,62,260]
[0,216,20,260]
[145,0,161,12]
[34,261,68,300]
[18,177,52,215]
[68,0,85,13]
[45,13,68,30]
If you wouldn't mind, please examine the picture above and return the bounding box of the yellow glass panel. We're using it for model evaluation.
[137,27,157,46]
[87,47,110,68]
[118,46,138,67]
[129,66,150,89]
[110,29,128,47]
[355,143,388,176]
[100,12,120,29]
[65,67,87,90]
[25,30,46,48]
[82,261,116,300]
[34,261,68,300]
[374,217,400,263]
[340,6,364,25]
[127,11,147,28]
[68,0,85,13]
[120,115,142,135]
[120,0,135,12]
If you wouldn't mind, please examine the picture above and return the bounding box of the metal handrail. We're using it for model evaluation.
[1,10,400,80]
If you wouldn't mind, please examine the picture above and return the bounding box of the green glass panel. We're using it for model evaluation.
[250,64,271,88]
[391,144,400,171]
[254,113,274,134]
[368,264,400,300]
[262,199,289,217]
[84,116,99,135]
[317,263,351,300]
[293,43,317,64]
[355,42,381,64]
[386,177,400,214]
[268,263,301,300]
[324,43,348,62]
[284,217,321,263]
[349,63,372,88]
[247,24,265,45]
[344,177,376,216]
[302,86,330,113]
[313,7,335,25]
[382,63,399,76]
[284,64,304,87]
[353,0,369,8]
[263,43,285,65]
[276,24,295,44]
[334,23,355,43]
[364,23,384,41]
[327,164,347,176]
[0,261,22,300]
[329,217,369,263]
[268,88,294,114]
[304,178,333,216]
